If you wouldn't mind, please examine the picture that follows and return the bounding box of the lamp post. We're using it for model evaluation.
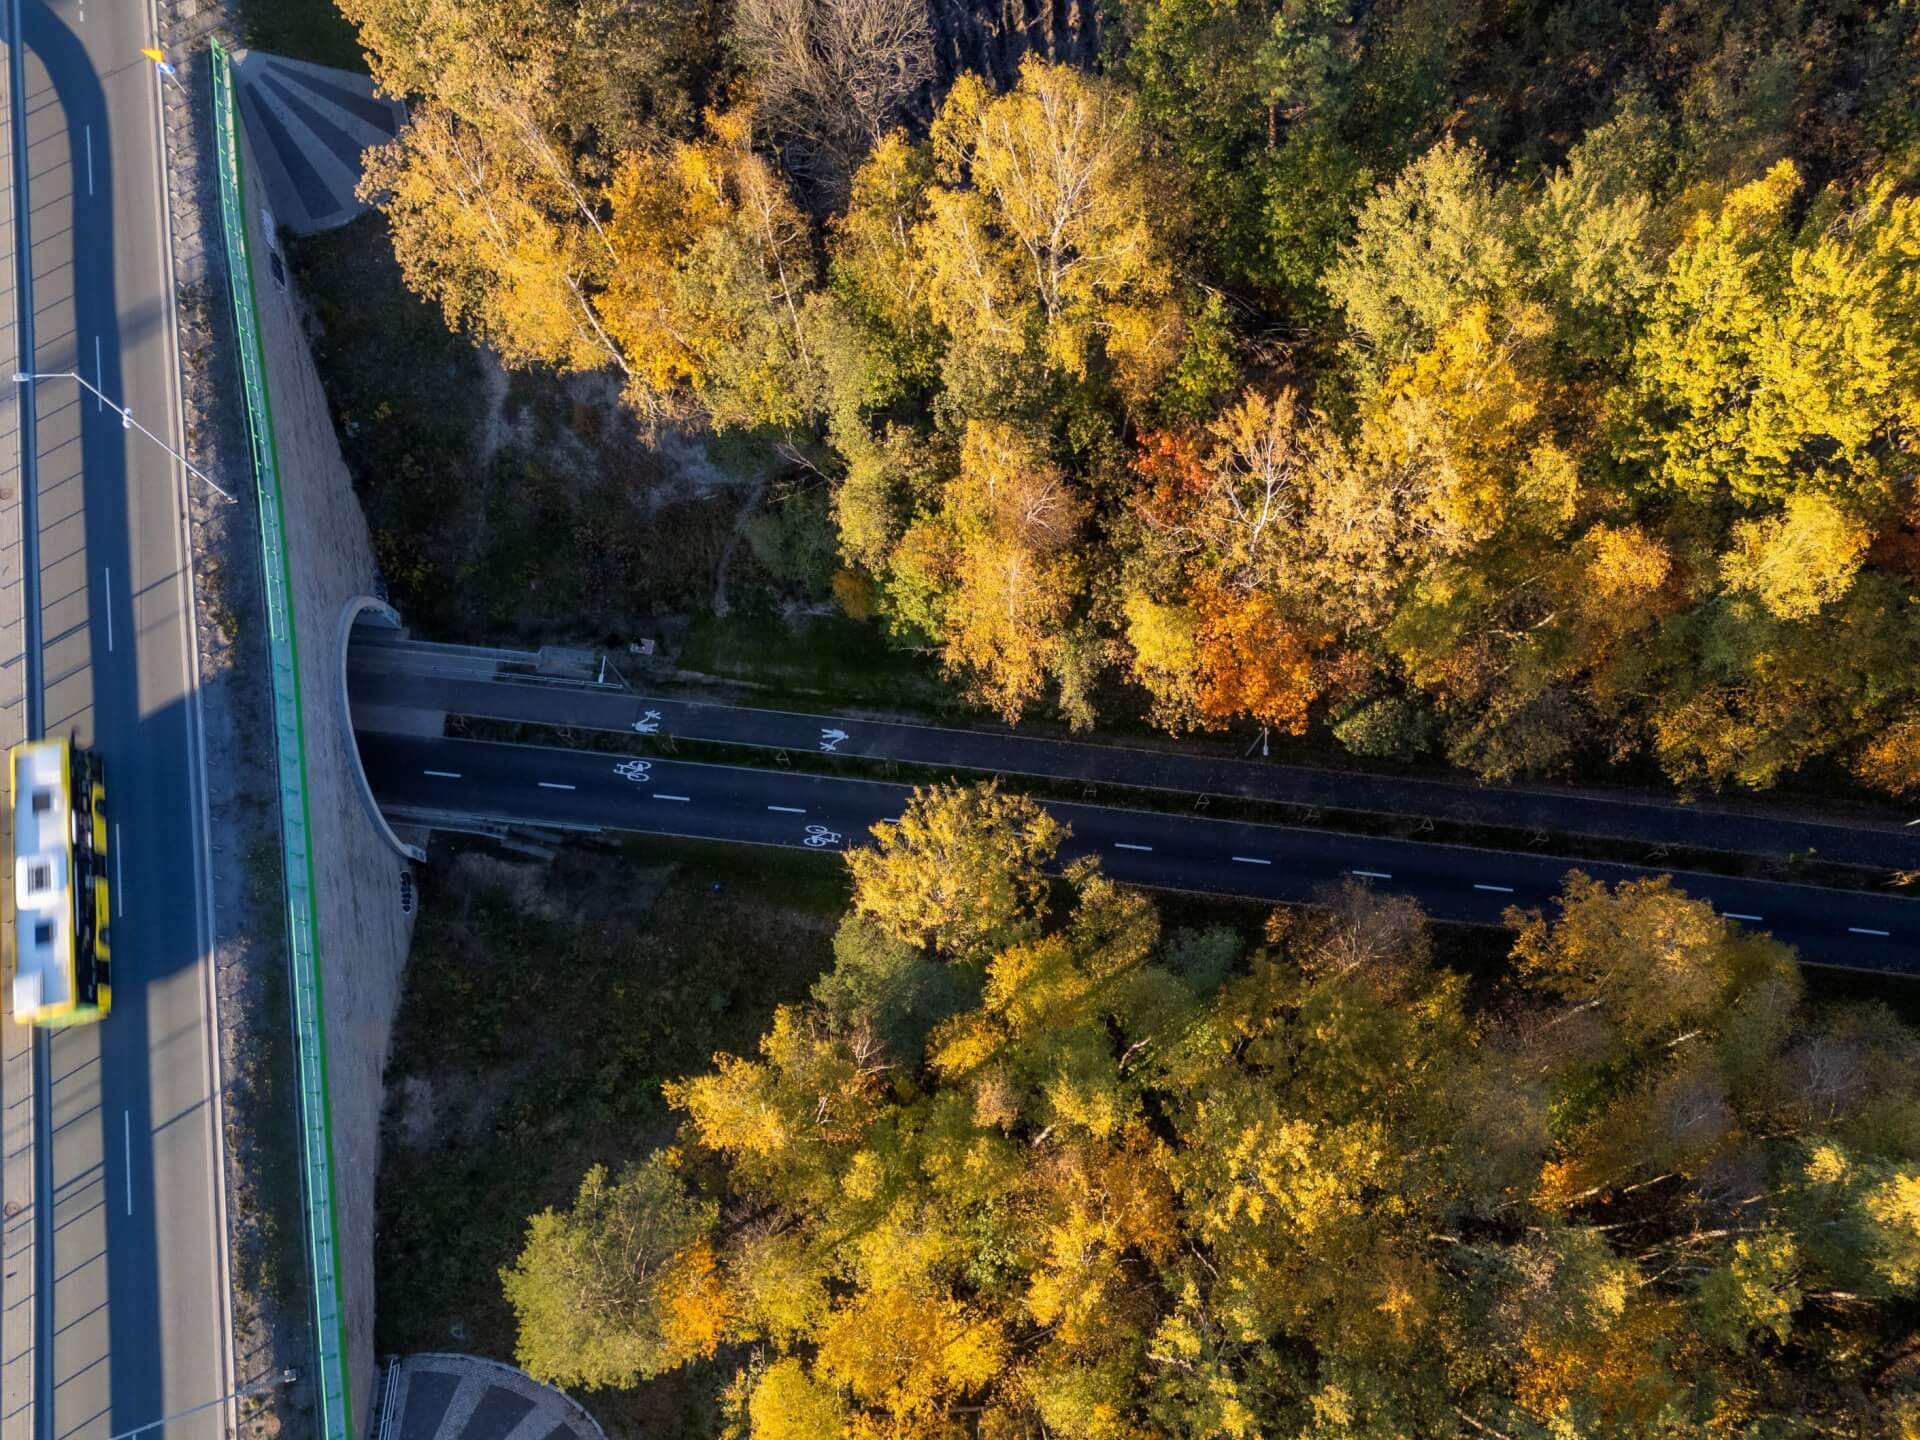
[102,1368,298,1440]
[11,370,234,502]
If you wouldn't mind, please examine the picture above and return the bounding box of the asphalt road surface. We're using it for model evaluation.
[348,637,1920,873]
[7,3,225,1439]
[359,731,1920,973]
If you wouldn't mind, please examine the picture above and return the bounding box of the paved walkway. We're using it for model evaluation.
[230,49,402,232]
[382,1355,606,1440]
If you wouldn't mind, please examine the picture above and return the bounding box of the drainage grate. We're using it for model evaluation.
[398,871,415,915]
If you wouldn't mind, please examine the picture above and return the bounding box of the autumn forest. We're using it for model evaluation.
[341,0,1920,795]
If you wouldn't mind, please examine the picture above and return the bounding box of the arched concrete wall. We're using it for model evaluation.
[337,597,426,863]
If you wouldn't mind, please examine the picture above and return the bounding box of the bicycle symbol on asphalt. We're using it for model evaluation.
[802,824,843,848]
[614,759,653,784]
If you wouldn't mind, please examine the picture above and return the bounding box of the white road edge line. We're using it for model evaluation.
[114,823,121,918]
[123,1111,131,1215]
[1473,883,1514,893]
[102,566,112,650]
[538,781,575,790]
[1848,927,1891,937]
[423,770,461,779]
[655,793,691,802]
[1351,869,1392,880]
[1114,842,1152,852]
[1722,912,1763,922]
[1231,855,1271,865]
[766,805,806,814]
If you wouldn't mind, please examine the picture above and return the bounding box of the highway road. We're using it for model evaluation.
[358,731,1920,973]
[5,3,226,1439]
[349,636,1920,872]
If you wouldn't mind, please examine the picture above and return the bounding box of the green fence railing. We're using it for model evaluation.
[209,37,353,1440]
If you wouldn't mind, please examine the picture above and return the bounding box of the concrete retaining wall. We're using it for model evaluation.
[237,120,413,1433]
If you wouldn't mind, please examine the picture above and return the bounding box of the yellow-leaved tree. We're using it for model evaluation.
[1628,162,1920,506]
[843,781,1064,961]
[916,59,1187,403]
[901,423,1089,722]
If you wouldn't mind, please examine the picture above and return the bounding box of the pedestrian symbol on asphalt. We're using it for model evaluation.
[819,728,850,752]
[632,709,662,735]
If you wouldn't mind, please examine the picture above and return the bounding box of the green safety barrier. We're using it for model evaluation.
[209,37,353,1440]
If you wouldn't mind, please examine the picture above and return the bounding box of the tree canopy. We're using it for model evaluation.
[359,0,1920,792]
[504,785,1920,1437]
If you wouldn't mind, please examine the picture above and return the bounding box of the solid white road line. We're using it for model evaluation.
[103,566,112,650]
[767,805,806,814]
[1114,842,1152,852]
[1231,855,1271,865]
[123,1111,132,1215]
[1849,927,1891,937]
[1722,912,1763,922]
[423,769,461,779]
[114,824,122,918]
[94,334,102,410]
[538,781,575,790]
[1351,869,1392,880]
[1473,883,1514,893]
[655,793,691,802]
[85,125,93,194]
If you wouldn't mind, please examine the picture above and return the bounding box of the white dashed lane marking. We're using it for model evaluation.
[538,781,575,790]
[424,770,461,779]
[1231,855,1271,865]
[1351,869,1392,880]
[1473,883,1514,894]
[655,793,691,802]
[767,805,806,814]
[1114,842,1153,852]
[1849,927,1891,938]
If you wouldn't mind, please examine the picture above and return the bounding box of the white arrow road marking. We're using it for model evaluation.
[1231,855,1271,865]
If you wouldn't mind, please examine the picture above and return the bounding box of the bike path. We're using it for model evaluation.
[348,642,1920,872]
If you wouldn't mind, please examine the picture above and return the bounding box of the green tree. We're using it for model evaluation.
[500,1156,716,1389]
[1324,139,1519,371]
